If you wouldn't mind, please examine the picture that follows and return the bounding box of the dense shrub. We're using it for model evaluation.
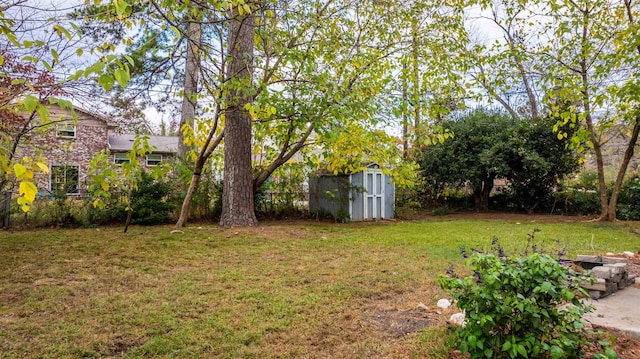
[617,175,640,220]
[551,190,601,216]
[129,171,175,225]
[417,110,579,212]
[439,236,615,359]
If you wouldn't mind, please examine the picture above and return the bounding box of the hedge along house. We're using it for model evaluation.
[309,164,395,221]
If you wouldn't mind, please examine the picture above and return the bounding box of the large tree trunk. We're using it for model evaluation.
[178,16,202,158]
[219,4,258,227]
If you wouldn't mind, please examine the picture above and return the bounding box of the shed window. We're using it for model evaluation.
[114,153,130,165]
[56,124,76,138]
[146,154,162,166]
[51,165,79,194]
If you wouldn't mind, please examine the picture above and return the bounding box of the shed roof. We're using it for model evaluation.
[108,134,179,154]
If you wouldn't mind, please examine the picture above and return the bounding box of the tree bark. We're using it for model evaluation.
[411,19,421,144]
[253,123,313,192]
[178,15,202,158]
[473,177,493,212]
[219,4,258,227]
[175,131,223,228]
[606,120,640,221]
[402,60,409,158]
[583,111,609,220]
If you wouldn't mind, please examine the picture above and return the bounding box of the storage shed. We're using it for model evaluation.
[309,164,395,221]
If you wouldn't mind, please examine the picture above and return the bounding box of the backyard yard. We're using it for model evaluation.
[1,214,640,358]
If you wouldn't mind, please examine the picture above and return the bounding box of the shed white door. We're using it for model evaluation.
[364,170,385,220]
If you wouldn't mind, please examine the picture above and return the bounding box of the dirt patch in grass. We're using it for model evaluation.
[366,308,441,337]
[104,334,144,357]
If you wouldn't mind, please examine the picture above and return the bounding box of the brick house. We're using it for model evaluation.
[15,103,179,196]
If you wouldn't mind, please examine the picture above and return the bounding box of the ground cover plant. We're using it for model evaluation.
[1,215,639,358]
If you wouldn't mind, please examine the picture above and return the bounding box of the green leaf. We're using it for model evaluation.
[604,348,618,359]
[170,26,181,40]
[98,74,115,91]
[468,335,477,349]
[123,55,135,66]
[113,68,129,88]
[550,346,564,359]
[53,24,72,39]
[21,55,38,64]
[23,95,38,113]
[51,48,59,64]
[517,344,528,358]
[41,59,53,72]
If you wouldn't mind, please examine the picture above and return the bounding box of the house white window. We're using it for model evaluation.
[51,165,79,194]
[114,153,130,165]
[56,124,76,138]
[146,154,162,166]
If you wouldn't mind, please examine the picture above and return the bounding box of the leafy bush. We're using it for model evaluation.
[417,110,579,212]
[570,170,599,191]
[617,175,640,220]
[439,236,614,359]
[77,197,126,226]
[547,190,600,216]
[129,171,175,225]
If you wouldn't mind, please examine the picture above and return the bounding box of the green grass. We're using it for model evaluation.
[1,216,639,358]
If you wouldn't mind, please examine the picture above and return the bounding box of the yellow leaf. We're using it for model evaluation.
[14,163,27,179]
[19,181,37,202]
[37,162,49,174]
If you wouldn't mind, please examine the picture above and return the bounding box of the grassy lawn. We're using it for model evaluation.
[1,215,639,358]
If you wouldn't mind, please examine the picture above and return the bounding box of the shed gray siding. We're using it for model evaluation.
[384,175,395,220]
[350,172,364,221]
[309,167,395,221]
[309,175,350,219]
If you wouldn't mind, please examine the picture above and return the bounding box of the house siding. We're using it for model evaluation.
[15,105,109,194]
